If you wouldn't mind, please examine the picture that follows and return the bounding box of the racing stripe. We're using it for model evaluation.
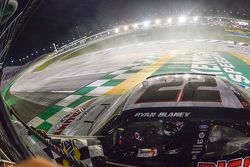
[104,54,173,95]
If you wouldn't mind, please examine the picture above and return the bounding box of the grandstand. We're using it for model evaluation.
[57,16,250,55]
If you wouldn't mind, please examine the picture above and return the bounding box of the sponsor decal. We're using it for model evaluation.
[134,132,144,141]
[54,110,82,135]
[137,148,158,158]
[197,139,203,145]
[199,132,205,139]
[199,124,209,130]
[53,99,96,135]
[166,148,182,155]
[134,112,191,118]
[198,157,250,167]
[191,124,209,160]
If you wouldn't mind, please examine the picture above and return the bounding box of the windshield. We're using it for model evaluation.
[1,0,250,166]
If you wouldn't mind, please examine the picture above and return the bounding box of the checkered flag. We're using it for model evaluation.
[75,139,105,167]
[41,138,105,167]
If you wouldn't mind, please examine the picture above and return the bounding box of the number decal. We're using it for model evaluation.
[136,76,221,104]
[136,77,184,103]
[180,77,221,102]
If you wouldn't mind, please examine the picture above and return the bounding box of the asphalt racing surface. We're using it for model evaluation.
[4,32,250,132]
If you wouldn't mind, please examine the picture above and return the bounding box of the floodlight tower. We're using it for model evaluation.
[53,43,58,53]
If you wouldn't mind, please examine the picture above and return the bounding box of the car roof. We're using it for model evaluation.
[123,74,244,111]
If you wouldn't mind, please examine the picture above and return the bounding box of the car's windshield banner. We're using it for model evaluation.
[122,107,250,123]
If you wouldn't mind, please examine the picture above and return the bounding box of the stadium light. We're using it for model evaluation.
[114,27,120,33]
[11,60,14,63]
[143,20,151,27]
[167,18,173,23]
[123,25,129,31]
[237,21,249,26]
[154,19,161,25]
[26,56,29,58]
[178,16,187,23]
[133,23,138,29]
[193,16,199,22]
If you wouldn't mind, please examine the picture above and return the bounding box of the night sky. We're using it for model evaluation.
[7,0,250,65]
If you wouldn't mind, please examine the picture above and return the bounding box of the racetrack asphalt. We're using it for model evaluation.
[4,39,250,130]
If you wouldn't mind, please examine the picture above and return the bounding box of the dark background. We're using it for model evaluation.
[7,0,250,65]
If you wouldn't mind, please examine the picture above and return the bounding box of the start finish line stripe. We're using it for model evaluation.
[228,51,250,65]
[28,54,164,131]
[104,54,173,95]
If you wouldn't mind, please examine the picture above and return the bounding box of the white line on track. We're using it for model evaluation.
[50,90,75,93]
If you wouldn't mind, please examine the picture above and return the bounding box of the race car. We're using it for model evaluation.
[46,73,250,167]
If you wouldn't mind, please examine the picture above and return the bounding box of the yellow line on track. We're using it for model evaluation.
[104,54,173,95]
[228,51,250,65]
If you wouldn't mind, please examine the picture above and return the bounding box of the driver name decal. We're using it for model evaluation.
[134,112,191,118]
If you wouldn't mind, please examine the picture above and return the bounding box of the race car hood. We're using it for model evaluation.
[48,94,127,136]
